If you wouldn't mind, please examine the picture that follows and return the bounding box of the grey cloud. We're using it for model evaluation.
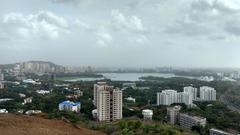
[225,19,240,36]
[0,11,69,40]
[51,0,95,6]
[111,9,145,33]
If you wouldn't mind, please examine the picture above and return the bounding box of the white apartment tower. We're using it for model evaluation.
[200,86,216,101]
[157,90,193,106]
[157,90,178,106]
[94,82,122,122]
[177,92,193,105]
[184,86,198,100]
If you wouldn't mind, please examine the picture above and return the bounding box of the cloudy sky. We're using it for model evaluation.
[0,0,240,68]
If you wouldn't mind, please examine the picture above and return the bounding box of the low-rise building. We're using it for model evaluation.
[25,110,42,115]
[19,93,26,98]
[0,109,8,113]
[36,90,50,95]
[179,113,206,129]
[125,96,136,103]
[23,97,33,104]
[142,109,153,120]
[59,101,81,113]
[209,128,233,135]
[167,105,181,125]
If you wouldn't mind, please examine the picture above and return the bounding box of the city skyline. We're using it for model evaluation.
[1,0,240,68]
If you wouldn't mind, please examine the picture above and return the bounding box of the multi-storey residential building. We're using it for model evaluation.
[200,86,216,101]
[184,86,198,100]
[179,113,206,129]
[209,128,233,135]
[94,82,113,106]
[94,82,122,121]
[59,101,81,113]
[157,90,193,106]
[177,92,193,105]
[167,106,181,125]
[157,90,178,106]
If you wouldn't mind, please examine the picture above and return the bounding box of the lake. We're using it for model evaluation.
[63,73,176,82]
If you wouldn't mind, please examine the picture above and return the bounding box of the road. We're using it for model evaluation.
[220,92,240,113]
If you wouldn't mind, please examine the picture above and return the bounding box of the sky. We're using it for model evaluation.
[0,0,240,68]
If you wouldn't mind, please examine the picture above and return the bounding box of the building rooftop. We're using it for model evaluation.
[60,101,81,107]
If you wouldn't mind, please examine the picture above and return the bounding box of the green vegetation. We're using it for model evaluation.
[1,76,240,134]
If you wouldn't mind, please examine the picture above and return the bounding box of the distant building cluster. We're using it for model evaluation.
[93,82,122,122]
[157,86,216,106]
[20,61,65,74]
[59,101,81,113]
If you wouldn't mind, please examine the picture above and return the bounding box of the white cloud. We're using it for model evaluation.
[135,35,147,44]
[96,32,113,47]
[111,9,144,32]
[74,19,91,30]
[0,11,69,40]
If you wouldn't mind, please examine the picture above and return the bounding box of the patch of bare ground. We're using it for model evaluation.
[0,114,105,135]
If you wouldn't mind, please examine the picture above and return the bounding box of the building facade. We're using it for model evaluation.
[209,128,232,135]
[184,86,198,100]
[94,82,122,121]
[157,90,178,106]
[167,106,182,125]
[177,92,193,105]
[179,113,206,129]
[200,86,216,101]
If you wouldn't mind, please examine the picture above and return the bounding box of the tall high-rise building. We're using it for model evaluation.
[177,92,192,105]
[157,90,178,106]
[94,82,122,121]
[184,86,198,100]
[93,82,113,106]
[167,106,181,125]
[200,86,216,101]
[157,90,193,106]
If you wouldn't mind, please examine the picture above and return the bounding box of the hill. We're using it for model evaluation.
[0,114,105,135]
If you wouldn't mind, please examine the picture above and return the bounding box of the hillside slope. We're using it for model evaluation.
[0,114,105,135]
